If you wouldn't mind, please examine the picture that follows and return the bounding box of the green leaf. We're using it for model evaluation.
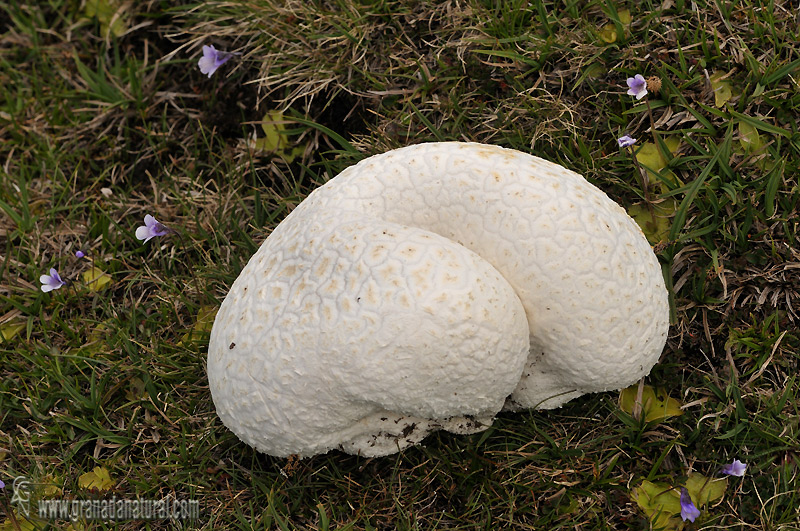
[684,474,727,507]
[628,200,676,244]
[663,136,681,155]
[285,145,305,165]
[737,120,763,154]
[710,73,733,108]
[598,23,617,43]
[253,137,276,152]
[39,475,63,498]
[179,306,219,346]
[82,266,113,291]
[636,142,666,172]
[635,138,681,183]
[84,0,128,38]
[631,480,684,530]
[78,466,114,492]
[729,109,790,138]
[1,320,25,341]
[620,384,684,423]
[617,9,632,25]
[0,513,39,531]
[631,140,682,241]
[125,377,147,401]
[82,321,111,356]
[259,110,288,152]
[254,111,308,162]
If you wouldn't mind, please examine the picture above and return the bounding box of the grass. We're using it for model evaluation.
[0,0,799,529]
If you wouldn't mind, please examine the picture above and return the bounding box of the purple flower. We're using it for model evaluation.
[135,214,171,243]
[721,459,747,477]
[680,487,701,522]
[198,45,236,78]
[75,250,86,258]
[618,135,637,148]
[0,479,5,489]
[626,74,648,100]
[40,268,66,293]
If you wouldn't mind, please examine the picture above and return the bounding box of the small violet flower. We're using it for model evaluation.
[198,45,236,78]
[680,488,701,523]
[75,250,86,258]
[618,135,637,148]
[40,268,66,293]
[721,459,747,477]
[135,214,171,243]
[626,74,648,100]
[0,479,5,489]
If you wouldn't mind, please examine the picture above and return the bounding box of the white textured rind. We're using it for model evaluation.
[208,142,670,457]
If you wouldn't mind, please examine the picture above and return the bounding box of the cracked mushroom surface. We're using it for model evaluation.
[208,142,670,458]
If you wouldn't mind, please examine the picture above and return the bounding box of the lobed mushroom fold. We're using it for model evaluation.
[208,142,670,457]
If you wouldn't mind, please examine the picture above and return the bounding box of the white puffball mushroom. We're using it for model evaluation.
[207,142,669,458]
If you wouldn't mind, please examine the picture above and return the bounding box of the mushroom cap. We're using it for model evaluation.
[208,142,669,457]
